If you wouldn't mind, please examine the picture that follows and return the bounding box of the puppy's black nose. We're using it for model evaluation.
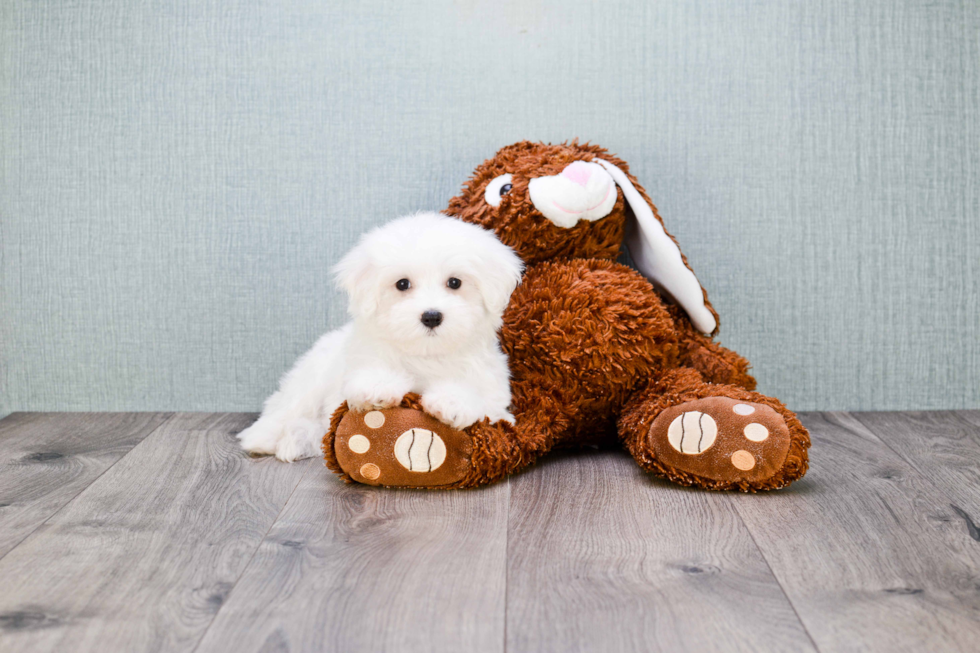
[421,310,443,328]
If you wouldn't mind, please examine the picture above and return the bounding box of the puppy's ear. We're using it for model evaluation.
[470,230,524,317]
[332,242,379,317]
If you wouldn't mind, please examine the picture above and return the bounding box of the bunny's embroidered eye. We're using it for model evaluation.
[484,174,514,207]
[395,279,411,291]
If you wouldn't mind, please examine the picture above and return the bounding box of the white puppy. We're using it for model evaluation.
[238,211,524,462]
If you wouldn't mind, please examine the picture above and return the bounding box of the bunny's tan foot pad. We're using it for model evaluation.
[648,397,791,484]
[333,407,474,487]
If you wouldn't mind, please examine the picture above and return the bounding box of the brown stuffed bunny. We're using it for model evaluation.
[324,141,810,491]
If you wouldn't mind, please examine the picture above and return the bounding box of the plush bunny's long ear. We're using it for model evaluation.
[596,159,717,335]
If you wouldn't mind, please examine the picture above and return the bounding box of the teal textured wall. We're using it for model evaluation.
[2,0,978,412]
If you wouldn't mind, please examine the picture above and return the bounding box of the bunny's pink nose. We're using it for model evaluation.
[561,161,594,187]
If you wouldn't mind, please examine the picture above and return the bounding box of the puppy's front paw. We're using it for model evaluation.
[494,410,517,425]
[237,418,283,456]
[346,389,406,413]
[420,388,486,430]
[344,373,412,412]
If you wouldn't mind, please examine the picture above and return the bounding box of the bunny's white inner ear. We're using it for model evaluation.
[596,159,717,335]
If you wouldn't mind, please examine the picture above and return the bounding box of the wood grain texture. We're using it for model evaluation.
[853,411,980,520]
[0,413,312,653]
[505,449,815,653]
[4,411,980,653]
[0,412,172,558]
[194,467,509,653]
[732,412,980,652]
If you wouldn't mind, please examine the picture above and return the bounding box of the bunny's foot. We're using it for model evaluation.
[647,397,792,484]
[620,369,810,491]
[325,392,532,489]
[327,407,473,489]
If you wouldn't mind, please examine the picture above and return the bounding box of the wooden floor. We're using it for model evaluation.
[0,412,978,652]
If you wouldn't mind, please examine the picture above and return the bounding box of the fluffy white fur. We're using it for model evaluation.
[238,211,524,462]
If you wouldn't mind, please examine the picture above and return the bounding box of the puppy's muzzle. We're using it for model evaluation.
[420,310,443,329]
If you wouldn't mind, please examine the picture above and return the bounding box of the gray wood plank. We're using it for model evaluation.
[194,468,509,653]
[853,411,980,519]
[0,412,172,557]
[0,412,312,653]
[505,449,815,653]
[732,412,980,652]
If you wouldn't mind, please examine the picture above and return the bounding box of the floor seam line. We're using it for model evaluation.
[850,410,980,532]
[729,492,823,653]
[850,411,937,481]
[503,476,511,653]
[0,412,178,565]
[190,453,317,653]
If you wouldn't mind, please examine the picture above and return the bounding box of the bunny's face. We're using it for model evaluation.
[446,140,719,335]
[446,141,630,265]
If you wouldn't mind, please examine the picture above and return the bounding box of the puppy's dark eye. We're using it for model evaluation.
[395,279,411,291]
[447,277,462,290]
[500,183,513,195]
